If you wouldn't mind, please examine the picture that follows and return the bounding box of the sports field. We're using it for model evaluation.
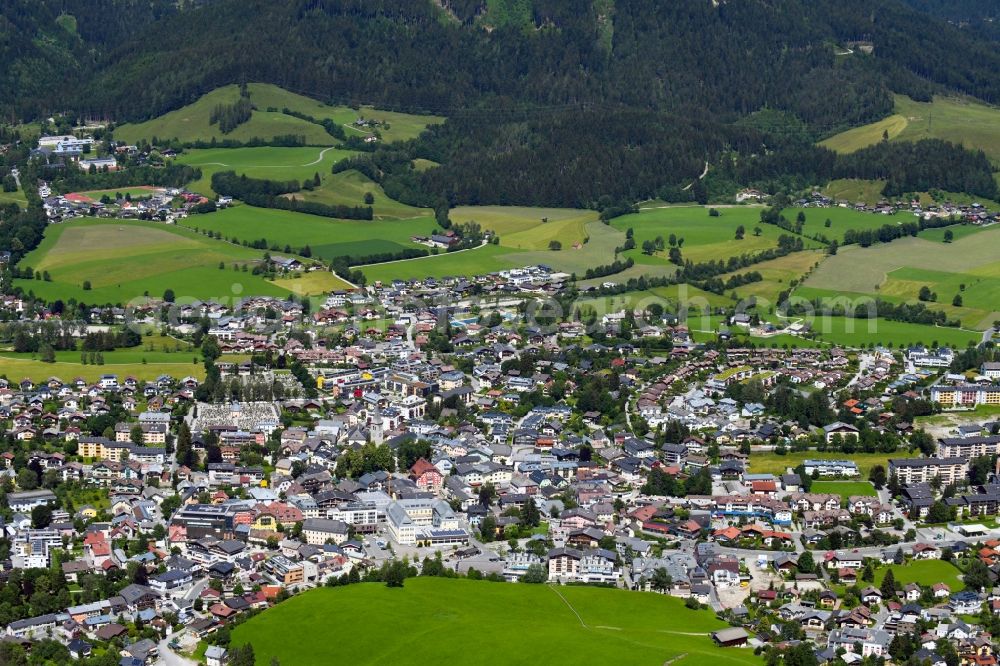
[230,578,759,666]
[13,220,303,303]
[874,560,964,590]
[182,205,438,262]
[450,206,598,250]
[174,146,357,196]
[810,481,877,500]
[115,83,443,145]
[820,94,1000,166]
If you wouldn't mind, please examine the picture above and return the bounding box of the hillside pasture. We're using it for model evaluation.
[230,578,759,666]
[283,169,427,220]
[174,146,356,196]
[14,220,295,303]
[820,179,888,204]
[819,114,908,153]
[819,94,1000,168]
[114,85,338,145]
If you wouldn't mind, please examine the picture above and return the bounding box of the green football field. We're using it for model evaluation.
[230,578,760,666]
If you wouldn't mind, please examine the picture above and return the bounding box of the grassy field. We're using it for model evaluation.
[362,244,518,283]
[284,169,428,220]
[718,250,824,305]
[182,205,438,262]
[270,270,349,295]
[786,313,982,348]
[68,186,165,201]
[174,146,356,196]
[503,221,626,276]
[114,85,336,145]
[0,357,205,383]
[748,451,892,476]
[610,205,815,265]
[450,206,599,250]
[820,94,1000,167]
[784,207,919,244]
[115,84,443,145]
[810,481,877,499]
[874,559,964,590]
[819,115,908,153]
[821,179,889,203]
[230,578,759,666]
[801,228,1000,330]
[0,188,28,207]
[14,219,296,303]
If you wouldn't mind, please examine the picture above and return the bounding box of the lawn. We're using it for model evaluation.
[748,451,892,476]
[874,559,964,590]
[810,481,877,500]
[230,578,759,666]
[174,145,357,196]
[182,204,438,262]
[14,219,296,304]
[819,94,1000,166]
[115,83,444,145]
[450,206,599,250]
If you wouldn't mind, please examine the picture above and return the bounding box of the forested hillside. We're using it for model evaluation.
[4,0,1000,207]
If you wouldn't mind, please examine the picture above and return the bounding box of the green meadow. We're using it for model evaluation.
[284,169,429,220]
[609,205,813,265]
[14,219,298,303]
[810,481,877,499]
[362,244,518,283]
[874,560,964,590]
[182,205,438,262]
[174,145,357,196]
[114,83,443,146]
[451,205,599,250]
[820,94,1000,167]
[230,578,759,666]
[802,228,1000,330]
